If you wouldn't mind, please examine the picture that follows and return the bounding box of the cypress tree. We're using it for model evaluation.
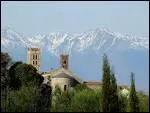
[129,72,139,112]
[109,70,119,112]
[102,54,111,112]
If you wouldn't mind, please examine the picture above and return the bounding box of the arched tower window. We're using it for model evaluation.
[64,60,66,64]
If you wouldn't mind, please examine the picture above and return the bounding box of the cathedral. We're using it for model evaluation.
[42,54,83,92]
[27,48,83,91]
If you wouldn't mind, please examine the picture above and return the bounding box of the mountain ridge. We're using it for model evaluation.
[1,27,148,57]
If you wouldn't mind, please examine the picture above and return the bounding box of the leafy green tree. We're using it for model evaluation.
[138,91,149,112]
[8,61,23,90]
[1,52,12,112]
[1,52,12,90]
[129,72,139,112]
[14,63,44,87]
[102,54,111,112]
[36,84,52,112]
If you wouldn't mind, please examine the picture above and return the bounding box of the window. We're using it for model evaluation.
[36,55,37,59]
[33,55,34,59]
[33,61,34,65]
[36,61,37,65]
[64,85,67,91]
[64,60,66,64]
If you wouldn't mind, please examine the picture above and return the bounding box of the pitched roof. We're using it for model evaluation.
[52,73,72,78]
[42,68,83,83]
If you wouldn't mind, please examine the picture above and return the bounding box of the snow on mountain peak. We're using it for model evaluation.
[1,28,149,57]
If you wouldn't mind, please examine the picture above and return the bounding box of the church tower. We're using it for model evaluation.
[27,48,40,72]
[60,54,69,70]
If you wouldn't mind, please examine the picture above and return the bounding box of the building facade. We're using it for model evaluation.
[42,54,83,92]
[27,48,40,72]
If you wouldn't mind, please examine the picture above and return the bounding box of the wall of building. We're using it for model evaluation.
[27,48,40,72]
[51,78,71,91]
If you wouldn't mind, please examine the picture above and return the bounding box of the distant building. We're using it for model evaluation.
[84,81,102,89]
[27,48,40,72]
[42,54,83,92]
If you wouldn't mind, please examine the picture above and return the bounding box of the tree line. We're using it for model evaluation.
[1,52,149,112]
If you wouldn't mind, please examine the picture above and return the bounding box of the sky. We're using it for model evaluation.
[1,1,149,37]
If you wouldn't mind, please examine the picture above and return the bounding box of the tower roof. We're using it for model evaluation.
[28,48,40,51]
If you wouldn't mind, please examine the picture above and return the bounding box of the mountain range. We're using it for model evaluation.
[1,27,149,93]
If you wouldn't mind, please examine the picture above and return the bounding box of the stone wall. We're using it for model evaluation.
[51,78,71,91]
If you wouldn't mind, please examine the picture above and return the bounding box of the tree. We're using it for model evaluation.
[70,89,100,112]
[36,84,52,112]
[102,54,111,112]
[8,61,23,90]
[109,70,119,112]
[1,52,12,90]
[129,72,139,112]
[1,52,12,112]
[138,91,149,112]
[2,85,40,112]
[14,63,44,87]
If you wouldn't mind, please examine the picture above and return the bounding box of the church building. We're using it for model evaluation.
[42,54,83,92]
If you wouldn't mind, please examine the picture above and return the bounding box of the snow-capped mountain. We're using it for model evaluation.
[1,28,148,57]
[1,28,149,92]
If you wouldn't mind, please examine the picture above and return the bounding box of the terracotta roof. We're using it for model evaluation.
[84,81,102,85]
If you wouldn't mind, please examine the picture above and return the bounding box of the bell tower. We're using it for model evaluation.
[27,48,40,72]
[60,54,68,70]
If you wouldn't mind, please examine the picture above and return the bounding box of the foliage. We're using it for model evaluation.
[102,54,111,112]
[118,93,128,112]
[52,87,73,112]
[74,83,88,91]
[1,52,149,112]
[14,63,44,87]
[137,92,149,112]
[129,72,140,112]
[36,84,52,112]
[1,52,12,90]
[70,89,101,112]
[1,85,40,112]
[8,61,23,90]
[109,70,119,112]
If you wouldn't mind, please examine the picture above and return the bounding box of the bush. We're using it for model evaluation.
[1,85,40,112]
[70,89,101,112]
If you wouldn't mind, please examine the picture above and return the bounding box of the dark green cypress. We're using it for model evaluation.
[102,54,111,112]
[109,70,119,112]
[129,72,139,112]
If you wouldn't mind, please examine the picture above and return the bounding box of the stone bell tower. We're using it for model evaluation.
[60,54,69,70]
[27,48,40,72]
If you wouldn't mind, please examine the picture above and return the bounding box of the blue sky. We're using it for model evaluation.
[1,1,149,37]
